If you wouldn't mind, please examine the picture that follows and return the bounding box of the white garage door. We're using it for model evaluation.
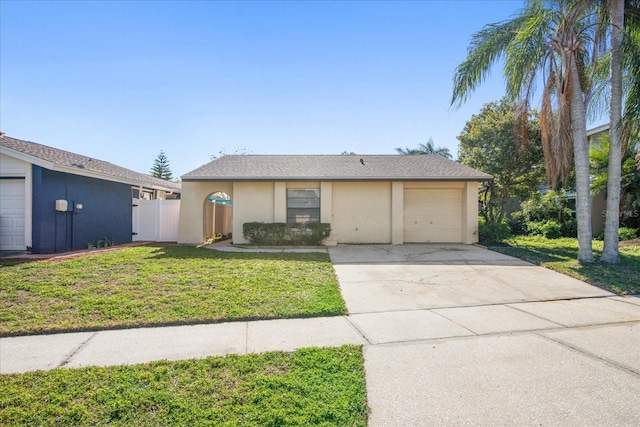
[0,179,26,250]
[404,188,462,243]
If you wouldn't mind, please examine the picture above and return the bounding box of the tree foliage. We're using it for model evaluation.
[150,150,173,181]
[457,99,545,223]
[590,132,640,228]
[395,138,452,158]
[451,0,602,263]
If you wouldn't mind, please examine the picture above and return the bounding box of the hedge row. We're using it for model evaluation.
[242,222,332,246]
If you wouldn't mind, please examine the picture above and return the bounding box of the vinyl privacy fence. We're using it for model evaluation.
[132,198,180,242]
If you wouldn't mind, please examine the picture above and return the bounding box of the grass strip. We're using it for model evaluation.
[488,237,640,295]
[0,245,347,336]
[0,345,368,426]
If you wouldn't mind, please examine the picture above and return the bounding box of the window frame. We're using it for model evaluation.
[286,188,321,225]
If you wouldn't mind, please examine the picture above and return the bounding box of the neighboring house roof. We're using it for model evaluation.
[587,123,609,137]
[183,155,492,181]
[0,135,181,192]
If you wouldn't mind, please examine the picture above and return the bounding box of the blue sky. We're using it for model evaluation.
[1,0,525,177]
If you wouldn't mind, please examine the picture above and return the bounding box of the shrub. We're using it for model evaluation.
[520,191,573,223]
[242,222,271,244]
[559,218,577,237]
[618,227,638,240]
[243,222,332,246]
[513,190,577,238]
[305,222,332,245]
[526,220,562,239]
[478,217,512,243]
[263,223,287,245]
[595,227,638,241]
[508,211,528,236]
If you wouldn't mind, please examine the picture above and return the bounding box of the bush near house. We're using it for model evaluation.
[595,226,639,241]
[509,190,577,238]
[478,217,512,244]
[243,222,332,246]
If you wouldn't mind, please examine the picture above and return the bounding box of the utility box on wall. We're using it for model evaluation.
[55,199,68,212]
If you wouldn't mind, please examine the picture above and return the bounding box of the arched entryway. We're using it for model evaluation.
[203,191,233,240]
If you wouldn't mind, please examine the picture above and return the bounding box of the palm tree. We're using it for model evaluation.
[601,0,640,262]
[601,0,625,262]
[395,138,453,158]
[451,0,601,263]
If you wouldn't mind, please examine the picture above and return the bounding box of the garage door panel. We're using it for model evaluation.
[0,179,27,250]
[404,189,462,243]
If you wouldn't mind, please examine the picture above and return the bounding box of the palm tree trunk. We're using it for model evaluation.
[570,57,594,263]
[601,0,624,263]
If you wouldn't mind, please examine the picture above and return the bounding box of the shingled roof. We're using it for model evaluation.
[0,135,181,192]
[183,155,492,181]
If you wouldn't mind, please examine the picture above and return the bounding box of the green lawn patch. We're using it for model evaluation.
[488,236,640,295]
[0,245,347,336]
[0,345,368,426]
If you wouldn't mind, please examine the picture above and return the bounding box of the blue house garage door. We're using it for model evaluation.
[0,178,26,250]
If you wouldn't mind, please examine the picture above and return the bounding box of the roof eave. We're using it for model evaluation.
[54,165,181,192]
[182,175,492,182]
[0,146,55,170]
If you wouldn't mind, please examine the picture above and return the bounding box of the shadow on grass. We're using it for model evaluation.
[487,243,578,264]
[488,239,640,295]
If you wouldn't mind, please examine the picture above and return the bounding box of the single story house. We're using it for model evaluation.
[0,134,181,253]
[178,155,492,245]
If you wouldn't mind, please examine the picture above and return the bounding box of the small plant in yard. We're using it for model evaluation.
[597,227,639,241]
[86,236,113,250]
[0,346,368,426]
[618,227,639,240]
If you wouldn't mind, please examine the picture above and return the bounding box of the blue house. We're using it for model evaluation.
[0,134,181,253]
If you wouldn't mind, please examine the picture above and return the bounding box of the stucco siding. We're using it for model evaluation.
[332,182,392,244]
[232,182,275,244]
[178,181,233,244]
[463,181,480,244]
[177,179,481,246]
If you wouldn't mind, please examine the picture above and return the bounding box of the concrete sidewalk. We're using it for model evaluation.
[3,296,638,375]
[1,244,639,425]
[0,317,365,374]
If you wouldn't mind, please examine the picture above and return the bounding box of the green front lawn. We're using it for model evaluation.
[0,245,347,336]
[488,236,640,295]
[0,345,368,427]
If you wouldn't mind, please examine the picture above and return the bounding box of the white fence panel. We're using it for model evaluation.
[132,198,180,242]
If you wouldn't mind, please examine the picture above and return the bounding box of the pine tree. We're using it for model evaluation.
[150,150,173,181]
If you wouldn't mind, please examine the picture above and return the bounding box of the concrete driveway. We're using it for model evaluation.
[328,244,640,426]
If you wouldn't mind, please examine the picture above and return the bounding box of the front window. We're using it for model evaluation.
[287,188,320,225]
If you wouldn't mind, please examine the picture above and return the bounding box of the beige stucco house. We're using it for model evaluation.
[178,155,492,245]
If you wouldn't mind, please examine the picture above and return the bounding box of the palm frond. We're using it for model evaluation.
[451,17,525,107]
[504,6,552,100]
[621,7,640,153]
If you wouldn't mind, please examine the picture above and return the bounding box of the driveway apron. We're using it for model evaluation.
[328,244,640,426]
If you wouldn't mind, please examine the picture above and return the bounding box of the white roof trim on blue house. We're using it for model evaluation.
[0,135,180,193]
